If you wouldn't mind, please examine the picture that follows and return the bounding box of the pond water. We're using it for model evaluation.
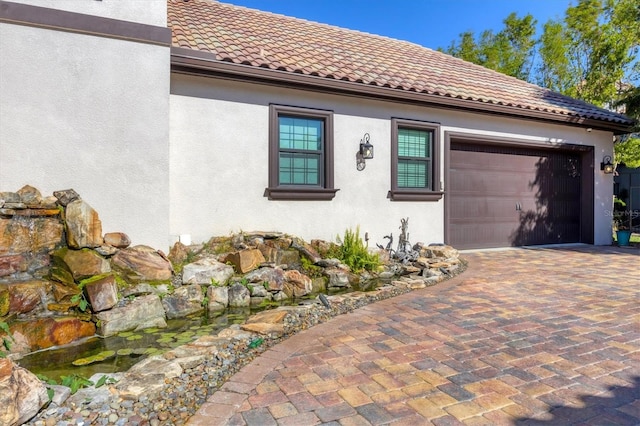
[18,306,264,382]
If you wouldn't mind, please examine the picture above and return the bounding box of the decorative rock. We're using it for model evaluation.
[182,258,234,285]
[10,317,96,352]
[223,249,265,274]
[291,237,322,264]
[51,281,80,302]
[421,245,459,260]
[168,242,189,266]
[48,384,71,406]
[95,294,167,337]
[0,191,20,204]
[112,246,172,282]
[103,232,131,249]
[16,185,42,206]
[249,284,269,297]
[54,248,110,281]
[127,356,183,379]
[283,270,312,297]
[161,284,204,319]
[257,244,300,266]
[243,267,285,292]
[207,286,228,312]
[52,189,80,207]
[0,216,64,256]
[324,267,351,288]
[84,274,118,312]
[311,277,326,293]
[0,358,49,426]
[227,283,250,307]
[5,280,50,315]
[0,254,27,277]
[94,245,118,256]
[117,357,182,400]
[64,199,103,249]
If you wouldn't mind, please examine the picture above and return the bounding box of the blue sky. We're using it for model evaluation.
[226,0,573,51]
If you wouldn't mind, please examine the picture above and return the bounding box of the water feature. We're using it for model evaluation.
[18,306,256,382]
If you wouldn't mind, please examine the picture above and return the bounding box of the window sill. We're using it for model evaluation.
[387,190,444,202]
[264,187,339,201]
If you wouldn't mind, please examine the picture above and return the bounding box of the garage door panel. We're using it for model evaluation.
[449,142,581,249]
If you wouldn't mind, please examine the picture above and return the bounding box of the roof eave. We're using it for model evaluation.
[170,47,635,135]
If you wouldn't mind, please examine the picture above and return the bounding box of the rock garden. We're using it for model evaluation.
[0,185,464,426]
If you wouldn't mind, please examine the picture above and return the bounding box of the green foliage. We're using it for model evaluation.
[443,0,639,110]
[60,374,94,394]
[335,227,381,273]
[95,375,117,388]
[443,12,537,80]
[0,321,14,358]
[248,337,264,349]
[615,137,640,168]
[300,256,323,278]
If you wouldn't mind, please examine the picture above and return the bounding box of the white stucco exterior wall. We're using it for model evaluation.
[170,74,615,247]
[5,0,167,26]
[0,11,171,249]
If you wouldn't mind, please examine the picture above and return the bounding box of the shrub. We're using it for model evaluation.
[335,227,381,273]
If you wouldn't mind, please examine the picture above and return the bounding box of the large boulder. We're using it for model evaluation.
[10,317,96,352]
[103,232,131,249]
[182,257,234,285]
[2,280,51,315]
[111,246,172,282]
[227,283,250,307]
[95,294,166,337]
[54,248,111,281]
[283,270,312,297]
[161,284,204,319]
[207,286,228,312]
[243,267,285,292]
[84,274,118,312]
[223,249,265,274]
[64,199,103,249]
[0,358,49,426]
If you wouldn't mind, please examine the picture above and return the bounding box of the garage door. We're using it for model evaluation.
[448,142,582,249]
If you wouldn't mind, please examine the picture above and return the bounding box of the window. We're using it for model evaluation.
[388,118,443,201]
[265,105,338,200]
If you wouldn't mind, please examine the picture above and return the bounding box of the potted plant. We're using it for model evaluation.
[613,207,632,246]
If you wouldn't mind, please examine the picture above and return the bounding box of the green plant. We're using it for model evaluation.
[335,227,381,273]
[60,374,94,394]
[95,375,117,388]
[0,321,14,358]
[70,281,90,312]
[300,256,323,278]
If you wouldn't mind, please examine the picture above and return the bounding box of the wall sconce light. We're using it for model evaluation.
[600,155,614,174]
[356,133,374,171]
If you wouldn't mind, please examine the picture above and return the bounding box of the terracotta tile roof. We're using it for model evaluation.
[167,0,634,130]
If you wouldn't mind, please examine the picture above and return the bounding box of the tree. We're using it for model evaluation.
[442,13,537,81]
[442,0,640,167]
[613,86,640,168]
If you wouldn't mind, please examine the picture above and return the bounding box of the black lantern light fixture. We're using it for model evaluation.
[600,155,614,174]
[356,133,374,171]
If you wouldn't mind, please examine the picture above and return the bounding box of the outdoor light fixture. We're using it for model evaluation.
[601,155,614,174]
[356,133,374,171]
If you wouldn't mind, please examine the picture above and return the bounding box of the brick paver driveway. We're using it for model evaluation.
[189,246,640,425]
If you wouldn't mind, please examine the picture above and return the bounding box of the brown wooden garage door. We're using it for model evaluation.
[448,142,582,250]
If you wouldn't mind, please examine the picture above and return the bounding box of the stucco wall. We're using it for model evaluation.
[5,0,166,26]
[170,74,615,247]
[0,18,171,249]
